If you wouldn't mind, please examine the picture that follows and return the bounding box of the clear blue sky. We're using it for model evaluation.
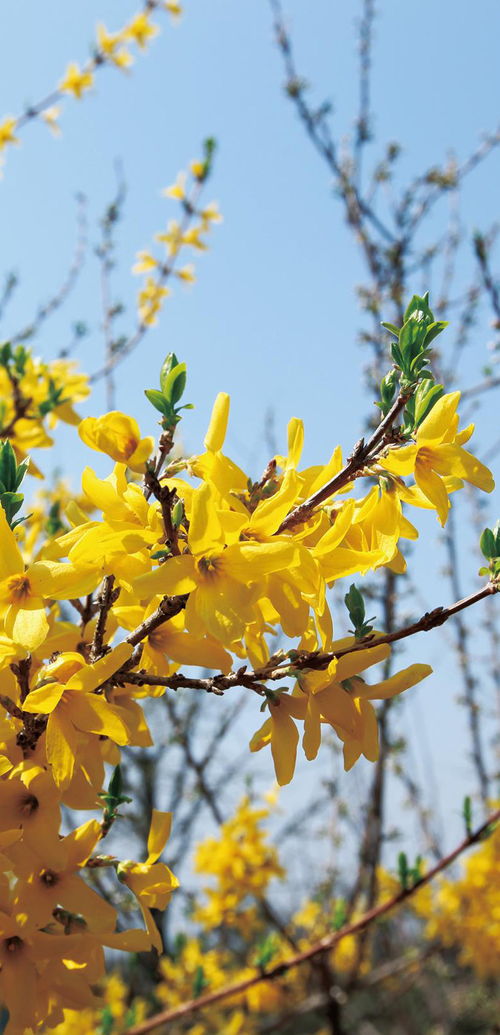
[1,0,499,861]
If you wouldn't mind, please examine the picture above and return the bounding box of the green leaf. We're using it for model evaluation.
[159,352,179,394]
[345,584,375,640]
[381,321,400,339]
[423,320,448,347]
[397,851,409,890]
[463,795,473,837]
[480,528,497,560]
[171,499,184,527]
[0,440,18,491]
[144,389,172,418]
[192,965,209,998]
[403,292,433,323]
[331,898,347,931]
[162,362,187,406]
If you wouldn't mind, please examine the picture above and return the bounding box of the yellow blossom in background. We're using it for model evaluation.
[41,105,62,136]
[137,276,169,325]
[0,117,18,150]
[125,12,159,50]
[59,63,94,99]
[194,795,285,929]
[412,816,500,978]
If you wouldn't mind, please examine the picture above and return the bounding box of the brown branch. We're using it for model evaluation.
[126,807,500,1035]
[112,582,499,696]
[277,387,412,532]
[89,575,119,663]
[125,594,188,648]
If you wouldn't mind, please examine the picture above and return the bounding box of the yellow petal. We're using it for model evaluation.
[23,681,65,714]
[358,663,432,701]
[68,695,129,744]
[431,444,494,493]
[188,482,224,554]
[334,641,391,681]
[417,391,460,444]
[270,706,299,786]
[302,696,322,760]
[286,418,304,469]
[46,711,78,788]
[7,604,48,651]
[68,643,133,693]
[132,554,197,598]
[224,541,298,580]
[415,459,450,526]
[0,507,23,579]
[204,392,230,452]
[146,810,173,864]
[249,471,300,536]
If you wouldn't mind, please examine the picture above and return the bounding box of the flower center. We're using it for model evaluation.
[123,436,138,459]
[197,555,222,580]
[19,793,39,817]
[39,869,59,887]
[6,575,31,603]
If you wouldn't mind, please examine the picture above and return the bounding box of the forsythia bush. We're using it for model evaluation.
[0,4,499,1033]
[0,290,497,1032]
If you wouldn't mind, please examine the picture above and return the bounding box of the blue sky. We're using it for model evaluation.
[1,0,499,858]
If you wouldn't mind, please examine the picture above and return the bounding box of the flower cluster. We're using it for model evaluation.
[0,344,89,476]
[0,292,496,1029]
[133,143,221,326]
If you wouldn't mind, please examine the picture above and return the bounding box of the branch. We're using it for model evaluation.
[113,581,498,695]
[277,387,413,532]
[89,575,119,663]
[125,594,188,648]
[126,807,500,1035]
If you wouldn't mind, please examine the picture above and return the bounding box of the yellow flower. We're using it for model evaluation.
[137,276,169,325]
[118,811,178,951]
[132,249,158,274]
[164,1,183,15]
[0,507,98,650]
[96,24,134,69]
[0,762,61,849]
[0,117,19,150]
[12,819,117,932]
[132,481,298,648]
[250,639,432,783]
[78,411,154,472]
[380,392,494,525]
[124,13,159,49]
[162,172,187,200]
[22,644,133,788]
[59,63,94,99]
